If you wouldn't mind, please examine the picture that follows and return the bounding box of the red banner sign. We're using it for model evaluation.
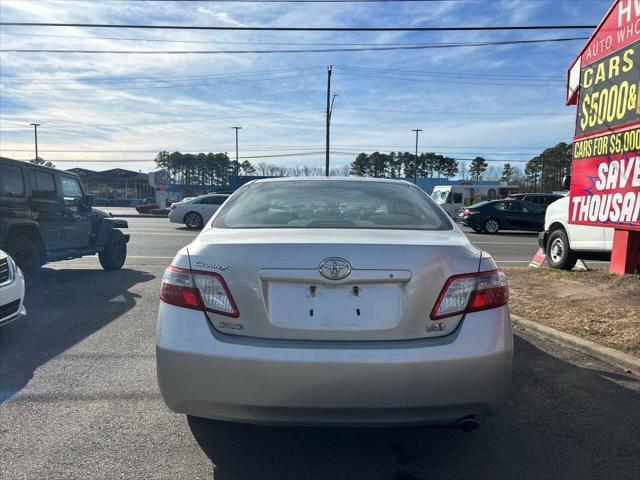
[568,0,640,231]
[569,130,640,229]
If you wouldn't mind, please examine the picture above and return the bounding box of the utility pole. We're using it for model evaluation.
[412,129,423,184]
[325,65,333,176]
[231,126,242,176]
[30,123,40,161]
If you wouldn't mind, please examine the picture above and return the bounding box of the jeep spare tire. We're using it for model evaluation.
[4,236,40,279]
[99,230,127,270]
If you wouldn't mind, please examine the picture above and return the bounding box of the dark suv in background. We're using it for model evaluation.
[506,193,564,209]
[0,157,129,277]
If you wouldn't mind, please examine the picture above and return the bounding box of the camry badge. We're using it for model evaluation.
[193,261,229,271]
[318,257,352,280]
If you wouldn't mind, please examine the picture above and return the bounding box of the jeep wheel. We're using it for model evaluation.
[4,236,41,279]
[483,218,500,234]
[184,212,203,230]
[546,229,577,270]
[99,230,127,270]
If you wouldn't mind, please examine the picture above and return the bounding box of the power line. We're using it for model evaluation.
[336,64,562,79]
[0,63,563,85]
[0,145,550,153]
[334,71,562,87]
[0,109,316,128]
[0,103,566,129]
[0,37,588,55]
[0,66,322,84]
[339,107,566,116]
[0,72,324,91]
[0,31,581,51]
[0,22,597,32]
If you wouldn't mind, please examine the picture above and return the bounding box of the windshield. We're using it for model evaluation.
[213,181,452,230]
[431,189,450,202]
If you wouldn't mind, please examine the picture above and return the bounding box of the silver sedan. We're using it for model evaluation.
[156,178,513,428]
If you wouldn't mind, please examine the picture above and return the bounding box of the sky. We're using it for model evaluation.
[0,0,612,176]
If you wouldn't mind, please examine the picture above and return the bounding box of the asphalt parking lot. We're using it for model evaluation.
[1,217,635,480]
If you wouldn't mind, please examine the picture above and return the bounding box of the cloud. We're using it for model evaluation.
[0,0,604,174]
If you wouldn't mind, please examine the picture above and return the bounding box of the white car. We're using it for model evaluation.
[168,194,230,229]
[0,250,26,326]
[156,178,513,428]
[539,195,612,269]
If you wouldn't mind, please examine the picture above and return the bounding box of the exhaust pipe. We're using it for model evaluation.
[455,416,479,432]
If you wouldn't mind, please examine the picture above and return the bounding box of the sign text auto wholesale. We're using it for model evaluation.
[567,0,640,231]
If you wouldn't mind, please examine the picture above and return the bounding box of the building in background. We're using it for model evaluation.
[67,168,155,206]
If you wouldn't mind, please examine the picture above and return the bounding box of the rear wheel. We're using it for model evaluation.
[99,230,127,270]
[184,212,203,229]
[4,235,41,279]
[546,229,577,270]
[483,218,500,234]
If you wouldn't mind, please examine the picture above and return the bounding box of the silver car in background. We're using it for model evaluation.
[156,178,513,427]
[168,193,230,229]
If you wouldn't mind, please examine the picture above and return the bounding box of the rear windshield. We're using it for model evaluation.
[213,180,452,230]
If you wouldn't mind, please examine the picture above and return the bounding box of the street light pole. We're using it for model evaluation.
[30,123,41,160]
[412,129,423,184]
[231,126,242,176]
[325,65,333,177]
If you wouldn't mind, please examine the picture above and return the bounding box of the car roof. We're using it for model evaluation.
[511,193,561,197]
[251,177,414,185]
[0,156,79,178]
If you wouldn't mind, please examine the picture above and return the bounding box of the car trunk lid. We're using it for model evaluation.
[187,228,482,341]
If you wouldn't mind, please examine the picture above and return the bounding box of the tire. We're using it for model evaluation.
[184,212,203,230]
[546,229,578,270]
[483,218,500,234]
[3,235,41,279]
[98,230,127,270]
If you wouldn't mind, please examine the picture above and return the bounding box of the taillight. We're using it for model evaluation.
[160,266,239,318]
[430,269,508,320]
[170,204,177,209]
[463,209,478,216]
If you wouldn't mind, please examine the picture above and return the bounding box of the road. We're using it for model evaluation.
[0,217,633,480]
[31,215,605,268]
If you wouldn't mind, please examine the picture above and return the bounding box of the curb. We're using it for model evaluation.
[512,314,640,375]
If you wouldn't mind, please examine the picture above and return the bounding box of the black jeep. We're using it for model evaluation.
[0,157,130,277]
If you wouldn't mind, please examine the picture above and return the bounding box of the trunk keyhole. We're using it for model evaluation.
[356,308,361,316]
[309,309,314,317]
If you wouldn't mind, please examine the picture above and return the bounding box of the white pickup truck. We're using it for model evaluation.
[539,195,612,269]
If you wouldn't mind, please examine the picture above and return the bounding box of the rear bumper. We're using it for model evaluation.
[156,304,513,426]
[461,216,481,229]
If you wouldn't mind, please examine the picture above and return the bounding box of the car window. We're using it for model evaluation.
[0,164,25,198]
[214,181,452,230]
[495,201,521,211]
[521,201,544,213]
[453,192,463,203]
[61,176,83,201]
[197,197,222,205]
[31,171,57,201]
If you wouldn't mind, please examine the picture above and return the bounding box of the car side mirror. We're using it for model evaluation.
[84,194,95,207]
[561,175,571,190]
